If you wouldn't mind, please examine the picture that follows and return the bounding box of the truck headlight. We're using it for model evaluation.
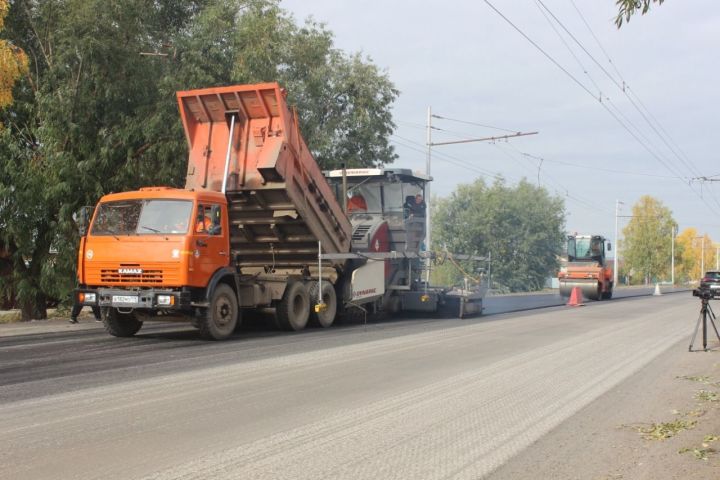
[157,295,175,306]
[80,292,96,303]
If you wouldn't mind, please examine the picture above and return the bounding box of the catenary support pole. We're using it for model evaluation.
[425,107,432,282]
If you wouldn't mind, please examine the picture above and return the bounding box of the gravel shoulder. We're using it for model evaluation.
[490,323,720,479]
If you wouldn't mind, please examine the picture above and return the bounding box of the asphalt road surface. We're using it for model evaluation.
[0,289,695,479]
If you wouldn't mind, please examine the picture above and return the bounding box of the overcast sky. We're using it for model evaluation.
[281,0,720,250]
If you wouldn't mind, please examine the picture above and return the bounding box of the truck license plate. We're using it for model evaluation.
[113,295,139,304]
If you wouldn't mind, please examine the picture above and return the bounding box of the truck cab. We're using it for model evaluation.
[76,187,235,335]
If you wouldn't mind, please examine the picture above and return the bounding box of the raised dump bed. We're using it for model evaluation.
[177,83,352,269]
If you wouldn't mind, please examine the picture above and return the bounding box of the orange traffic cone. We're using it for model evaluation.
[567,286,584,307]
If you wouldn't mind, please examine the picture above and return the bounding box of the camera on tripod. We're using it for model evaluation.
[690,288,720,351]
[692,288,715,301]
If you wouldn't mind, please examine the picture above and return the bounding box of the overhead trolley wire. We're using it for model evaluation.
[494,143,612,214]
[565,0,720,209]
[569,0,703,175]
[429,114,521,134]
[534,0,692,184]
[390,134,508,181]
[481,0,720,218]
[538,0,705,180]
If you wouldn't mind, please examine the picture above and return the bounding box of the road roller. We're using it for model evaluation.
[559,234,613,301]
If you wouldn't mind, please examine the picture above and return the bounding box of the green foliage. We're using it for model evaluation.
[0,0,397,318]
[615,0,666,28]
[432,178,565,292]
[621,196,676,284]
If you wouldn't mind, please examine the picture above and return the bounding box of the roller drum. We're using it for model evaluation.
[559,279,602,300]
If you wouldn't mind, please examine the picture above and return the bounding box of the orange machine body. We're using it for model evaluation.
[80,188,230,289]
[558,234,614,300]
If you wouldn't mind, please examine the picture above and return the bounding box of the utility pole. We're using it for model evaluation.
[613,200,623,287]
[702,236,706,276]
[716,244,719,271]
[426,107,432,253]
[671,225,675,286]
[424,108,538,254]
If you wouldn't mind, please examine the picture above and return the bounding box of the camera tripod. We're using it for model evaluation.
[689,297,720,352]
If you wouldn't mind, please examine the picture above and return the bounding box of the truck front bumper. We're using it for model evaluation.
[74,288,192,310]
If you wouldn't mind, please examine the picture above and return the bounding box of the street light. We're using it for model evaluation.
[613,200,624,287]
[671,225,676,286]
[694,235,706,278]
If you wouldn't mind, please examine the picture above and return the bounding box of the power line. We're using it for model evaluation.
[562,0,720,210]
[569,0,703,179]
[539,0,704,180]
[534,0,693,184]
[519,150,677,179]
[481,0,720,219]
[492,142,609,214]
[430,114,520,134]
[390,134,507,181]
[534,0,603,99]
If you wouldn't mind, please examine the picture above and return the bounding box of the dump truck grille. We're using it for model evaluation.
[100,268,163,284]
[86,262,183,286]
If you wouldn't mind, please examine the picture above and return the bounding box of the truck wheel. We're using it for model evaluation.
[276,281,309,331]
[308,281,337,328]
[198,283,239,340]
[103,309,143,337]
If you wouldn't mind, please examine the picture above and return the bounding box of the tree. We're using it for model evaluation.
[621,196,676,284]
[675,228,716,282]
[0,0,27,111]
[433,178,566,292]
[0,0,397,319]
[615,0,666,27]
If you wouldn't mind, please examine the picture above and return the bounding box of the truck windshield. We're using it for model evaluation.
[91,199,193,236]
[568,237,603,261]
[341,180,425,216]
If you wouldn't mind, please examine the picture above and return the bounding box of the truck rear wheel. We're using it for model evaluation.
[198,283,239,340]
[308,281,337,328]
[103,309,143,337]
[276,281,309,331]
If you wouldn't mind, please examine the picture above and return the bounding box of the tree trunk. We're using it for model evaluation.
[20,293,48,321]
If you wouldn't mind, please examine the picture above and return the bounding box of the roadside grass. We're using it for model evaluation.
[0,308,66,323]
[622,374,720,459]
[696,390,720,403]
[679,435,720,461]
[624,419,697,440]
[0,311,21,323]
[667,372,720,462]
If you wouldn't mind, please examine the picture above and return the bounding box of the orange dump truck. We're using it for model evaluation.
[76,83,356,339]
[75,83,488,339]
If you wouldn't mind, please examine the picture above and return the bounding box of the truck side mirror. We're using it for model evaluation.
[607,242,612,251]
[74,206,94,236]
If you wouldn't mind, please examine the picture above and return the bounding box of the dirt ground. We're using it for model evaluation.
[491,330,720,479]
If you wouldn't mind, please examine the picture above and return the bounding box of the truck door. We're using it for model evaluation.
[192,204,229,282]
